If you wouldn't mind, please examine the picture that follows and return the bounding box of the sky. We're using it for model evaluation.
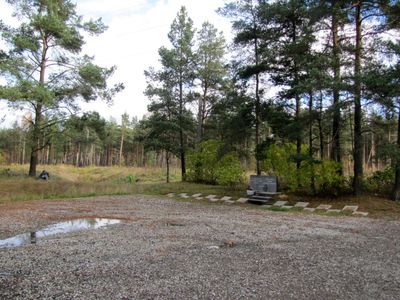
[0,0,232,126]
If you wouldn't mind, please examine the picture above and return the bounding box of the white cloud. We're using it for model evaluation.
[0,0,232,126]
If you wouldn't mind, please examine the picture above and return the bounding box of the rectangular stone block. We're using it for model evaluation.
[192,193,202,198]
[352,211,369,217]
[303,207,315,212]
[237,198,249,203]
[209,198,220,202]
[316,204,332,210]
[225,200,235,204]
[342,205,358,212]
[221,196,232,201]
[206,195,217,199]
[327,209,341,213]
[273,201,288,207]
[281,206,293,209]
[294,202,309,208]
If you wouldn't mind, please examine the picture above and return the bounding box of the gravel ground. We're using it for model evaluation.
[0,195,399,299]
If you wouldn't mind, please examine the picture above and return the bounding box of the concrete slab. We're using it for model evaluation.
[192,193,202,198]
[303,208,316,212]
[209,198,220,202]
[225,200,235,204]
[316,204,332,210]
[205,195,217,199]
[327,209,342,213]
[281,206,293,209]
[352,211,369,217]
[195,197,204,200]
[294,202,309,208]
[273,201,288,207]
[221,196,232,201]
[342,205,358,212]
[237,198,249,203]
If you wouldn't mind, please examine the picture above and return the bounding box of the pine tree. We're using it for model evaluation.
[0,0,123,176]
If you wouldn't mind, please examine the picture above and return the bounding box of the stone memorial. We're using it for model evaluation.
[249,175,278,194]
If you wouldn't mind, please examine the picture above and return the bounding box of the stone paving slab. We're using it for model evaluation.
[205,195,217,199]
[237,198,249,203]
[221,196,232,201]
[316,204,332,210]
[262,205,272,208]
[327,209,342,213]
[273,201,288,207]
[195,197,204,200]
[294,202,309,208]
[192,193,202,198]
[281,206,293,209]
[342,205,358,212]
[209,198,220,202]
[304,207,316,212]
[352,211,369,217]
[167,193,175,197]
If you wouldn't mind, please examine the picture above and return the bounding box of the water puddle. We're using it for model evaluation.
[0,218,121,249]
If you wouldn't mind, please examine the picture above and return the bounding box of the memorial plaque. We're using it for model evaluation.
[249,175,278,194]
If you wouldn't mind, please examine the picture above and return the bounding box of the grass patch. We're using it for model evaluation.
[1,165,400,220]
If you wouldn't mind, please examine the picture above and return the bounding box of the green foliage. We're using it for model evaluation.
[187,140,244,186]
[364,167,394,194]
[0,152,6,165]
[215,152,245,186]
[263,143,346,194]
[119,174,138,184]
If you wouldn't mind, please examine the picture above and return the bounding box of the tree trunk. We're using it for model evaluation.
[166,151,170,183]
[331,0,342,172]
[254,21,262,176]
[353,1,363,196]
[309,92,316,195]
[179,74,186,181]
[28,104,42,177]
[119,130,124,166]
[392,104,400,201]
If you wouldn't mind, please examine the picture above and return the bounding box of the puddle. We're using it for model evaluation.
[0,218,121,249]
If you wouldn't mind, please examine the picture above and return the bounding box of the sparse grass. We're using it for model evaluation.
[0,164,400,220]
[0,164,246,203]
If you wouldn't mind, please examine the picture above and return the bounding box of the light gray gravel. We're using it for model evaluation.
[0,195,399,299]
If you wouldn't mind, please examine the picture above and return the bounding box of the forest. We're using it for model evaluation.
[0,0,399,199]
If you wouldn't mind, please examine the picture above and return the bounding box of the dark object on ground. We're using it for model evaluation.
[38,170,50,180]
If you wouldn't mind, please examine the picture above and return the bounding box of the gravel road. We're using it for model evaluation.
[0,195,399,299]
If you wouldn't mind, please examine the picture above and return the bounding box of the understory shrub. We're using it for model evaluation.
[262,143,346,194]
[364,167,394,194]
[187,140,244,186]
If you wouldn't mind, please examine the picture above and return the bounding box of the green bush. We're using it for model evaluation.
[365,167,394,194]
[262,143,346,194]
[187,140,244,186]
[215,152,245,186]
